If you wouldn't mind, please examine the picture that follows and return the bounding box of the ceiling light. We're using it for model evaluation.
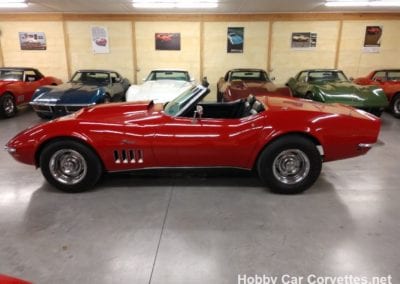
[132,0,218,9]
[0,0,27,8]
[325,0,400,7]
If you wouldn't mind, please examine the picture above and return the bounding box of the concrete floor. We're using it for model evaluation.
[0,107,399,284]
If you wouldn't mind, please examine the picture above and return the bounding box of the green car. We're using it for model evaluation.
[286,69,388,116]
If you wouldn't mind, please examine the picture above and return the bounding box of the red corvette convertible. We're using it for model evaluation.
[354,69,400,118]
[6,85,380,194]
[0,67,62,118]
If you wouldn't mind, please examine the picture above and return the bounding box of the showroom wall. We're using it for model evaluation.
[0,13,400,99]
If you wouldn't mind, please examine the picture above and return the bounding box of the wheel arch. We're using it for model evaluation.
[253,131,323,170]
[34,136,105,170]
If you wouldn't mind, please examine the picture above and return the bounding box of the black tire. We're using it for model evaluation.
[37,112,53,120]
[102,94,112,104]
[257,135,322,194]
[0,93,17,118]
[305,92,314,100]
[217,88,223,102]
[390,93,400,118]
[39,140,103,193]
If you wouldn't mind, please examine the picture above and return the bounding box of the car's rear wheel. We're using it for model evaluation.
[390,93,400,118]
[305,92,314,100]
[40,140,103,193]
[104,94,112,103]
[257,135,322,194]
[0,93,17,118]
[217,88,224,102]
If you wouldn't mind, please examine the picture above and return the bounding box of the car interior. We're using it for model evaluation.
[195,95,265,119]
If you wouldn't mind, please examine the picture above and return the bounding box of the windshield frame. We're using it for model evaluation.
[70,71,111,85]
[307,70,349,83]
[163,85,208,117]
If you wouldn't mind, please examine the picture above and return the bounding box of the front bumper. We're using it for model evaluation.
[30,102,95,116]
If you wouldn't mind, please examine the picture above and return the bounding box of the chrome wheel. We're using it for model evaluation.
[49,149,87,185]
[3,96,15,115]
[272,149,310,185]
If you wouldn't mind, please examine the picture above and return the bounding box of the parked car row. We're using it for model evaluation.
[1,66,400,119]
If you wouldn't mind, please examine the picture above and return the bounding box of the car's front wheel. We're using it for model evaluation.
[257,135,322,194]
[390,93,400,118]
[0,93,17,118]
[39,140,103,193]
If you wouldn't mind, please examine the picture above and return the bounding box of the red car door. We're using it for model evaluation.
[153,114,268,168]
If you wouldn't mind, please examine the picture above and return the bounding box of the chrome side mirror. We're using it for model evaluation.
[192,105,203,123]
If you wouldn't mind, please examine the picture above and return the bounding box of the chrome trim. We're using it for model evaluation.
[107,166,250,173]
[4,146,16,153]
[316,145,324,156]
[358,143,374,149]
[30,102,96,107]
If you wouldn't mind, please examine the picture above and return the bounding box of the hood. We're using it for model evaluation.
[129,80,193,103]
[228,80,278,97]
[67,100,164,124]
[263,96,376,120]
[32,83,102,104]
[315,81,388,107]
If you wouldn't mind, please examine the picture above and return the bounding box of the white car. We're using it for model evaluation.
[126,70,195,103]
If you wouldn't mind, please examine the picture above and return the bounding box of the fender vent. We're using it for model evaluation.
[113,149,143,164]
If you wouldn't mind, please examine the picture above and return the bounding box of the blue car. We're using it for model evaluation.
[30,69,130,119]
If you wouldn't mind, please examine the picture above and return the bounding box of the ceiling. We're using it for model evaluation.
[1,0,400,13]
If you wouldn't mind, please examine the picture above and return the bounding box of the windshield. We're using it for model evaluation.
[230,70,270,82]
[0,70,23,81]
[71,71,110,85]
[146,70,190,81]
[164,86,206,117]
[308,71,348,83]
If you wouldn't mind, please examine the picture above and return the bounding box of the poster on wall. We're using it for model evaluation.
[291,32,317,49]
[19,32,46,50]
[363,26,382,53]
[155,33,181,50]
[227,27,244,53]
[91,26,110,54]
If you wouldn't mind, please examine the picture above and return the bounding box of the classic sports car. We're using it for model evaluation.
[354,69,400,118]
[95,38,107,46]
[286,69,388,116]
[30,69,130,119]
[6,85,380,195]
[228,32,243,45]
[217,68,292,102]
[126,69,194,103]
[0,67,62,118]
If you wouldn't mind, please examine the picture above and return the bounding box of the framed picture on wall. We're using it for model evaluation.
[291,32,317,49]
[91,26,110,54]
[363,26,382,53]
[19,32,46,50]
[155,33,181,50]
[227,27,244,53]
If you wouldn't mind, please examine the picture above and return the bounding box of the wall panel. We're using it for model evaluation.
[203,21,269,98]
[338,20,400,78]
[135,21,201,84]
[270,21,340,84]
[0,21,68,82]
[66,21,134,81]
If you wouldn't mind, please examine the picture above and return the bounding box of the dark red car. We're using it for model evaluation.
[0,67,62,118]
[354,69,400,118]
[217,68,292,102]
[6,86,380,194]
